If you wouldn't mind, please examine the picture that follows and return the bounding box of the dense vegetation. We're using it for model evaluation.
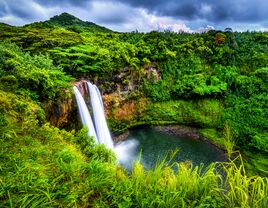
[0,13,268,206]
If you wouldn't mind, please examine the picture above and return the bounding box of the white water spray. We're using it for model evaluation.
[114,139,139,170]
[73,86,98,143]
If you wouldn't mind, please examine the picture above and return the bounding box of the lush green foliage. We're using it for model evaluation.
[1,14,268,207]
[0,90,115,207]
[223,68,268,152]
[1,110,267,207]
[108,98,222,133]
[0,42,72,102]
[1,19,266,164]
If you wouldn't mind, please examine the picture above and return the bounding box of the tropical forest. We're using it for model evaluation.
[0,11,268,207]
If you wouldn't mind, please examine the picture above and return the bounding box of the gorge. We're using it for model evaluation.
[74,81,225,171]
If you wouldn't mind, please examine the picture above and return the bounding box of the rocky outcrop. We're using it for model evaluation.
[153,125,202,139]
[144,65,161,82]
[74,80,88,96]
[112,130,130,143]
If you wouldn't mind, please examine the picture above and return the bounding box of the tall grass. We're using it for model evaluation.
[94,149,267,207]
[223,122,235,158]
[1,121,267,207]
[220,154,268,208]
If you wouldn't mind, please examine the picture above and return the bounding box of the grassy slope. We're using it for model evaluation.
[0,90,115,207]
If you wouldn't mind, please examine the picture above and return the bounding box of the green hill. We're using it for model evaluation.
[24,12,113,33]
[0,22,12,27]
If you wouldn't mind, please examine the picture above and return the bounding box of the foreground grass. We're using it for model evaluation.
[1,125,267,207]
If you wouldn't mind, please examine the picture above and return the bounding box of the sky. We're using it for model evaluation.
[1,0,268,32]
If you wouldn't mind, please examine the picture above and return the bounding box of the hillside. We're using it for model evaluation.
[24,12,113,33]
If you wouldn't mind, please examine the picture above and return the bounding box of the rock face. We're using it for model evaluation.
[45,80,88,128]
[103,92,148,123]
[44,95,73,127]
[103,93,123,117]
[46,99,72,127]
[74,80,88,97]
[44,64,161,129]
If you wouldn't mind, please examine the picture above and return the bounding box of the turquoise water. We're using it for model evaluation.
[115,127,224,171]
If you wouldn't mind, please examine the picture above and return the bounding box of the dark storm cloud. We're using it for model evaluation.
[160,2,199,20]
[112,0,268,23]
[1,0,268,31]
[92,3,138,25]
[9,5,34,19]
[97,14,130,24]
[0,0,92,20]
[0,0,39,19]
[0,1,8,17]
[34,0,89,7]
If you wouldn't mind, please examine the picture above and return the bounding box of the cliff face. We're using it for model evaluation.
[43,74,221,139]
[43,66,160,129]
[103,93,148,121]
[44,93,73,128]
[44,80,89,128]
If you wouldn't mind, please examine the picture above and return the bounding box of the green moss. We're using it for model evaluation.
[108,99,223,133]
[199,128,225,149]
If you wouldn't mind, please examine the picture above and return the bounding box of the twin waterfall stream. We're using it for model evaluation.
[74,82,135,165]
[73,82,113,149]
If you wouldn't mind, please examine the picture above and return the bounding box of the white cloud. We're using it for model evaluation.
[196,25,215,33]
[226,23,268,32]
[0,15,25,25]
[142,10,193,32]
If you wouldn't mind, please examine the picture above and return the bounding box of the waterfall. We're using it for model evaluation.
[87,82,114,149]
[74,82,137,168]
[73,86,98,143]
